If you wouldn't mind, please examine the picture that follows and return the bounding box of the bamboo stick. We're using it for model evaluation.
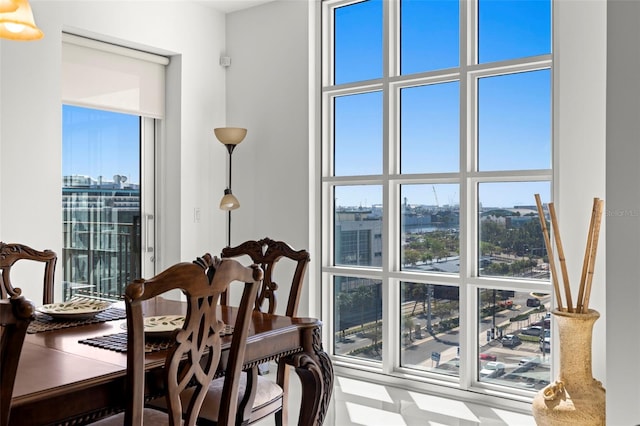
[548,202,574,312]
[576,198,599,313]
[534,194,564,311]
[582,198,604,312]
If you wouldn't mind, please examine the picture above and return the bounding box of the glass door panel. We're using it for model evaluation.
[62,105,154,301]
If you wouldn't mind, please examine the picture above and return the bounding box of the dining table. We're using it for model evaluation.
[10,297,333,426]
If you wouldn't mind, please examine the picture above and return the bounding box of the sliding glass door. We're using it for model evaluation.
[62,105,155,301]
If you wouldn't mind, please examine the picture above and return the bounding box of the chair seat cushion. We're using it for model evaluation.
[148,372,283,422]
[89,407,175,425]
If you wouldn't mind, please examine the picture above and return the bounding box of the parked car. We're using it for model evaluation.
[540,329,551,352]
[526,298,541,307]
[521,325,543,336]
[532,316,551,329]
[479,352,497,361]
[480,361,506,378]
[501,334,522,347]
[518,357,541,371]
[498,299,513,308]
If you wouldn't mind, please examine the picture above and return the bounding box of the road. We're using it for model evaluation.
[334,270,554,389]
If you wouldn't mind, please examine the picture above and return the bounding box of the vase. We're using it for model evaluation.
[531,309,605,425]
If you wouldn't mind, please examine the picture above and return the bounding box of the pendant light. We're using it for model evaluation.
[0,0,43,41]
[0,0,18,13]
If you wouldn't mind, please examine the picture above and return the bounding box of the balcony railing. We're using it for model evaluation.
[62,218,140,301]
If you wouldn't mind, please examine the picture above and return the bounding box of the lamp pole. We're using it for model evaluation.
[214,127,246,248]
[225,143,234,247]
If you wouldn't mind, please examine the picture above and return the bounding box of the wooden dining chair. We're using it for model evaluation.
[220,237,310,318]
[217,237,311,426]
[0,294,36,426]
[90,255,262,426]
[0,242,57,305]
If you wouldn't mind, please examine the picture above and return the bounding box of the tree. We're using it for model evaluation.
[352,284,374,331]
[432,301,453,324]
[403,315,415,342]
[403,248,421,266]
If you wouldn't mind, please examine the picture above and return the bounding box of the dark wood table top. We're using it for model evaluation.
[10,298,333,426]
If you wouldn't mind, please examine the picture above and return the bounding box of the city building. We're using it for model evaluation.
[62,175,141,299]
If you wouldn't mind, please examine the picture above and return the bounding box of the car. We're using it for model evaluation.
[501,334,522,347]
[518,357,542,372]
[479,352,497,361]
[532,316,551,329]
[540,329,551,352]
[479,361,506,378]
[526,298,541,307]
[519,356,541,367]
[448,356,460,368]
[498,299,513,308]
[521,325,543,336]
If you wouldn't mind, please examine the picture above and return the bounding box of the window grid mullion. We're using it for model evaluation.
[458,0,472,391]
[381,0,395,375]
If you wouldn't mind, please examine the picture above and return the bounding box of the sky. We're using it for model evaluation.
[332,0,551,208]
[62,105,141,185]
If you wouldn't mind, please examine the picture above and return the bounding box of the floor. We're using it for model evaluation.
[251,363,536,426]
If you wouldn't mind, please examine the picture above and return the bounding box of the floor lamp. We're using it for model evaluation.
[215,127,247,248]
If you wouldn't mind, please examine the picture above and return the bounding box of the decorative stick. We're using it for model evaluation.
[582,198,604,312]
[548,202,573,312]
[576,198,599,313]
[534,194,564,311]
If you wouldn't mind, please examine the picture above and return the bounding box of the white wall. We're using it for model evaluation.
[606,1,640,423]
[225,1,312,315]
[0,1,230,301]
[555,0,607,387]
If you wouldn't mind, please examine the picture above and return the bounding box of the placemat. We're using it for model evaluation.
[78,324,234,354]
[79,332,174,353]
[27,308,127,334]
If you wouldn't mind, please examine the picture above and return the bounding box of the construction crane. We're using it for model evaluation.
[432,185,439,208]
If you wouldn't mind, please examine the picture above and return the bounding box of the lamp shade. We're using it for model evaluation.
[214,127,247,146]
[0,0,18,13]
[219,189,240,211]
[0,0,43,41]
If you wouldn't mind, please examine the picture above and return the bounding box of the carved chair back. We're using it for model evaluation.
[220,238,310,426]
[123,255,262,426]
[0,295,35,426]
[221,237,310,317]
[0,242,57,305]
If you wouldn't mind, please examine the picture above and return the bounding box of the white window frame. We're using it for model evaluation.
[320,0,555,408]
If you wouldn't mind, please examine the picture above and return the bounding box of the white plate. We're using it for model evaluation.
[37,298,112,320]
[143,315,185,336]
[120,315,185,338]
[120,316,233,338]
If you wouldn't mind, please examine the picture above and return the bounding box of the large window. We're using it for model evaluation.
[322,0,553,400]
